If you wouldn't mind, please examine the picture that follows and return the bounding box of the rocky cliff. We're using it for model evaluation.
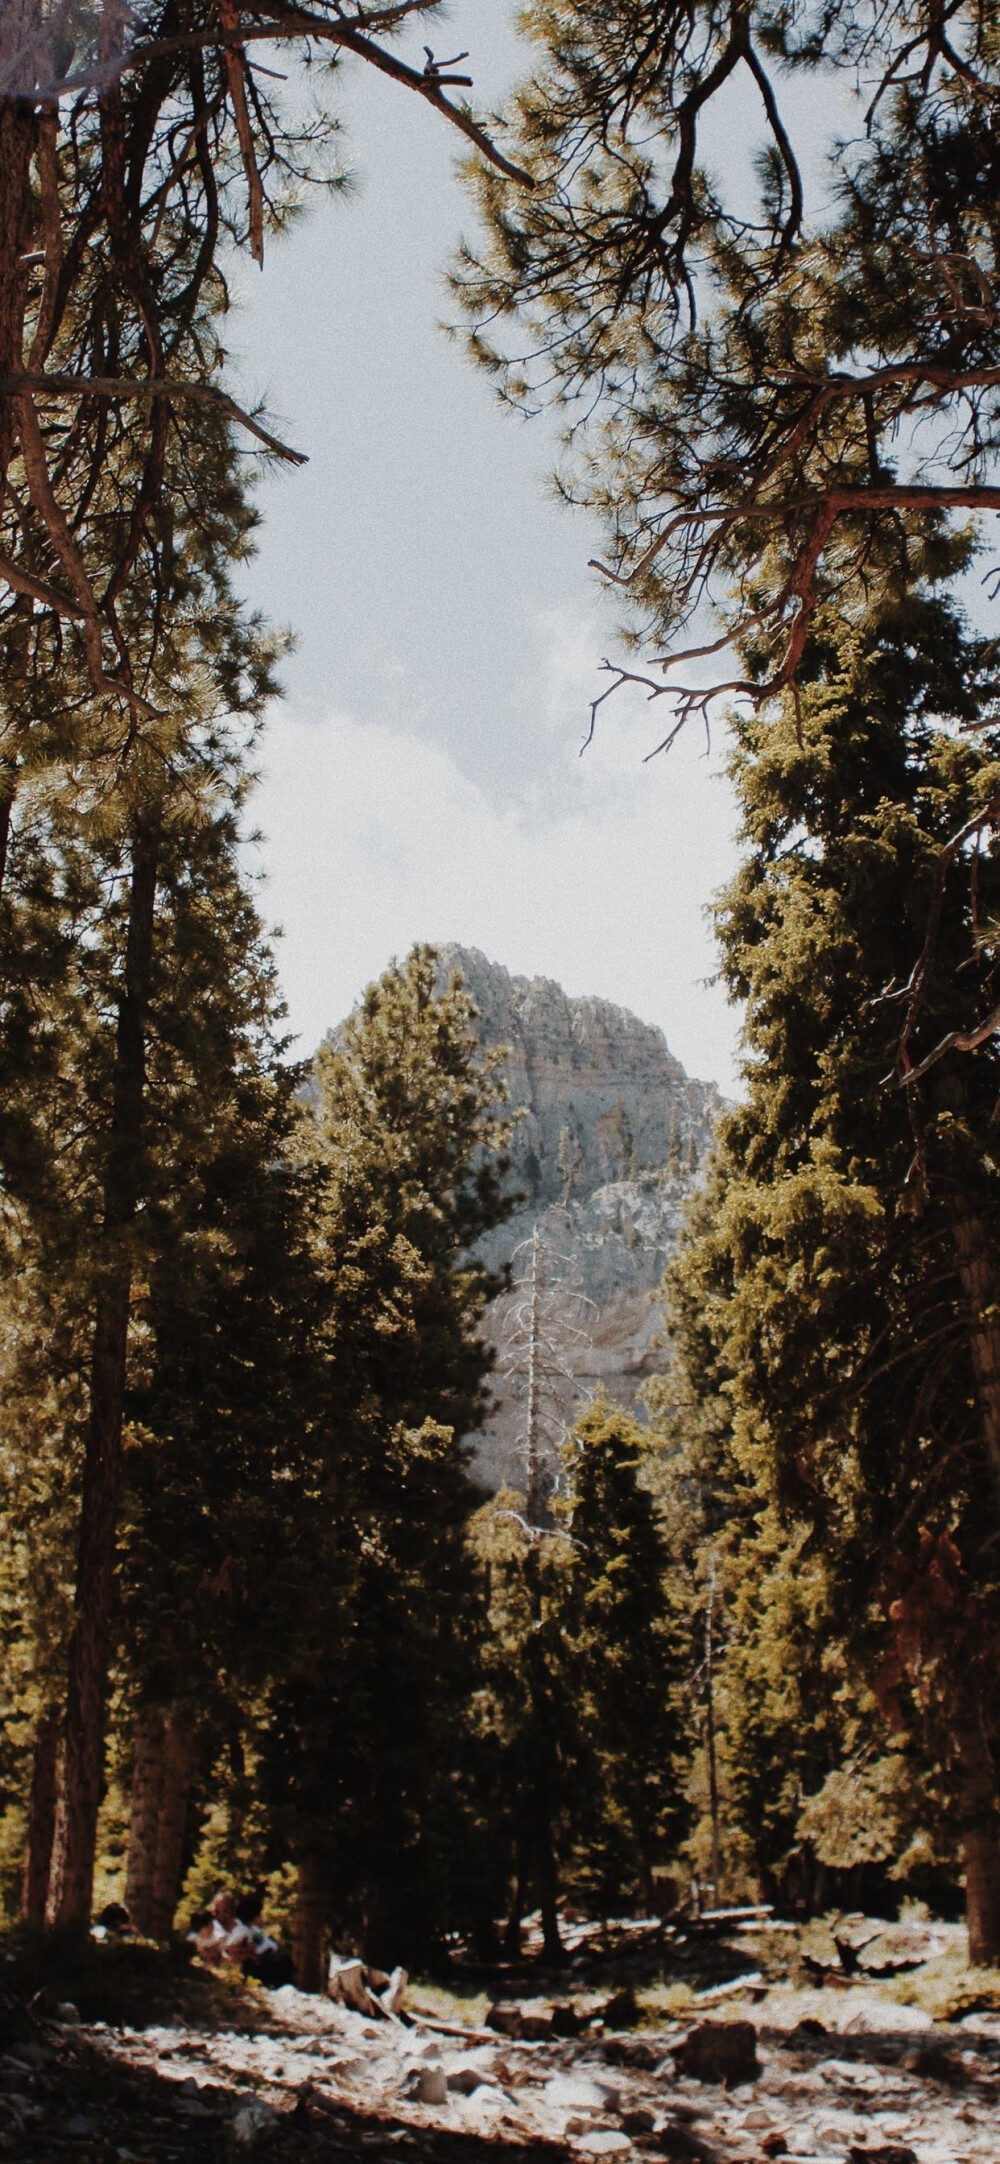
[435,947,724,1492]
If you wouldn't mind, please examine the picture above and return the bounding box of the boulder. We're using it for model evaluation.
[487,2001,523,2038]
[787,2018,828,2046]
[847,2149,917,2164]
[600,1987,639,2030]
[598,2038,663,2071]
[401,2065,448,2106]
[675,2021,759,2088]
[227,2102,278,2149]
[655,2126,718,2163]
[544,2076,610,2111]
[446,2067,485,2096]
[521,2009,556,2040]
[621,2108,656,2134]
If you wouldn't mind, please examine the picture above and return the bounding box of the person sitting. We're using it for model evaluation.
[210,1889,257,1965]
[185,1909,225,1965]
[236,1891,293,1987]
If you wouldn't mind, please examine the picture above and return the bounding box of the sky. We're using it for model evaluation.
[233,5,842,1094]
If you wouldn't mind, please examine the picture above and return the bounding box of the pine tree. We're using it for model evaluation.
[562,1400,685,1915]
[112,790,308,1941]
[0,698,287,1931]
[247,947,512,1981]
[475,1398,684,1954]
[663,578,1000,1957]
[455,4,1000,744]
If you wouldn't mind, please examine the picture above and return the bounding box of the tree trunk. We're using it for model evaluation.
[504,1835,529,1957]
[291,1851,327,1994]
[124,1705,195,1940]
[0,777,14,898]
[124,1705,166,1936]
[537,1819,564,1964]
[0,75,34,492]
[149,1711,194,1941]
[957,1708,1000,1967]
[21,1715,59,1925]
[950,1198,1000,1515]
[47,817,160,1932]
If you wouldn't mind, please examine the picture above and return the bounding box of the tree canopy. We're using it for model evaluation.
[455,2,1000,729]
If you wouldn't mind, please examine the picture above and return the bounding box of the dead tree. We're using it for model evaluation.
[494,1224,593,1529]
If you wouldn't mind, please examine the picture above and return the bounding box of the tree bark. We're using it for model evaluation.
[950,1198,1000,1516]
[124,1705,166,1935]
[0,778,14,898]
[47,816,160,1932]
[0,69,34,492]
[504,1834,529,1957]
[537,1819,564,1964]
[21,1714,59,1925]
[957,1706,1000,1967]
[149,1711,194,1941]
[291,1851,328,1994]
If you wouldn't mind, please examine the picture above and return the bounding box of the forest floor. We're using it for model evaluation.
[2,1912,1000,2164]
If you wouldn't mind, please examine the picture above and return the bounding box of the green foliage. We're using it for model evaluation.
[661,583,1000,1907]
[474,1399,686,1931]
[242,948,513,1960]
[455,4,1000,739]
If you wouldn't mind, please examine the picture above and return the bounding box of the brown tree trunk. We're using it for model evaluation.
[957,1706,1000,1967]
[291,1851,327,1994]
[21,1714,59,1925]
[0,69,35,491]
[0,777,14,897]
[537,1820,564,1965]
[47,817,160,1932]
[948,1195,1000,1963]
[504,1835,529,1958]
[951,1198,1000,1515]
[149,1712,194,1941]
[124,1705,166,1936]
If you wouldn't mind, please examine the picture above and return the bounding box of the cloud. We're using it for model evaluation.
[250,626,744,1093]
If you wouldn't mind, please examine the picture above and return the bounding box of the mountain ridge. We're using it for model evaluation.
[434,946,723,1490]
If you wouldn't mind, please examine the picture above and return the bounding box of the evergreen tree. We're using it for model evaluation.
[475,1398,684,1956]
[562,1401,685,1915]
[0,706,290,1931]
[248,948,512,1981]
[663,579,1000,1957]
[113,792,309,1942]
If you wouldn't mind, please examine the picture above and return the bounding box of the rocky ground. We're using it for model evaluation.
[2,1917,999,2164]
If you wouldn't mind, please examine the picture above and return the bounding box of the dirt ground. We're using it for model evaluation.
[2,1914,999,2164]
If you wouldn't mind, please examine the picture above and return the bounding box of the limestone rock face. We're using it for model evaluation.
[435,947,724,1491]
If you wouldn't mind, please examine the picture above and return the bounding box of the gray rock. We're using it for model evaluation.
[545,2076,610,2111]
[64,2115,96,2136]
[431,947,723,1488]
[53,2002,81,2026]
[402,2064,449,2105]
[487,2001,523,2038]
[447,2066,485,2096]
[675,2021,759,2089]
[228,2101,278,2147]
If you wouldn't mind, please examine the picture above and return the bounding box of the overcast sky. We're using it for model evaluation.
[234,6,841,1094]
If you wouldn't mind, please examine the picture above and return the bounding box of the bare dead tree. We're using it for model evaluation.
[493,1223,593,1533]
